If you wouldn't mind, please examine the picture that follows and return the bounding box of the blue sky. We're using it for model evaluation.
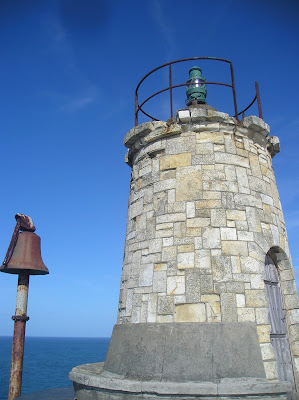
[0,0,298,337]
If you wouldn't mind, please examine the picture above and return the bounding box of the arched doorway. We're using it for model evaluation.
[265,254,295,388]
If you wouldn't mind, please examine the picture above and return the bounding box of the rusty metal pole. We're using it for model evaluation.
[8,273,30,400]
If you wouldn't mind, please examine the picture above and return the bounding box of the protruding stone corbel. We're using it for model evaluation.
[267,135,280,157]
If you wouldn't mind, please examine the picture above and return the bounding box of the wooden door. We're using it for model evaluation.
[265,254,295,387]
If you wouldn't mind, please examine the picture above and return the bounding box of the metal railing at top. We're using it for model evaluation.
[134,57,263,126]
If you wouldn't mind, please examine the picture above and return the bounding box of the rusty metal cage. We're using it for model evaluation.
[134,57,263,126]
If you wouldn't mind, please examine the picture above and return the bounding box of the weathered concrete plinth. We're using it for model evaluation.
[69,323,293,399]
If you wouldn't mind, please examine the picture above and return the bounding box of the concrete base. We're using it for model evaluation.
[70,363,291,399]
[69,323,293,399]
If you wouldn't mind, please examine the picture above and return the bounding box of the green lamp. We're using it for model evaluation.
[186,66,207,105]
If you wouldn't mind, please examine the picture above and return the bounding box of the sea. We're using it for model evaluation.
[0,336,110,400]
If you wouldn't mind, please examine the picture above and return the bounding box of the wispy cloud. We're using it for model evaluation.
[149,0,175,60]
[39,13,99,112]
[59,87,97,112]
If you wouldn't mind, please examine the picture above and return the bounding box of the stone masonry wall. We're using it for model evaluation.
[118,108,299,384]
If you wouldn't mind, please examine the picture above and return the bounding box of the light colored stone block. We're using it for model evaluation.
[236,294,245,307]
[156,213,186,224]
[245,207,262,233]
[131,306,141,323]
[202,227,221,249]
[162,237,173,247]
[220,228,237,240]
[147,293,157,322]
[174,221,187,237]
[139,264,154,286]
[176,169,202,201]
[156,222,173,230]
[226,210,246,221]
[240,256,263,274]
[206,301,221,322]
[153,271,167,293]
[186,202,195,218]
[196,199,222,208]
[128,199,144,219]
[237,231,254,241]
[168,188,176,204]
[155,229,173,238]
[178,109,190,123]
[292,342,299,357]
[220,293,237,322]
[192,153,215,165]
[162,246,177,262]
[177,252,195,269]
[196,142,214,154]
[264,361,279,381]
[237,307,255,322]
[174,303,206,322]
[196,130,224,144]
[288,309,299,325]
[261,193,274,205]
[201,294,220,302]
[160,153,191,170]
[174,294,186,304]
[226,281,245,293]
[225,165,237,181]
[260,343,276,361]
[211,209,226,227]
[153,178,176,193]
[257,325,271,343]
[149,239,162,254]
[222,241,248,256]
[238,307,255,322]
[235,220,249,231]
[157,314,173,323]
[234,193,263,209]
[154,263,167,271]
[196,249,211,269]
[202,180,238,193]
[245,289,268,307]
[294,357,299,375]
[236,166,249,191]
[250,275,264,290]
[167,276,185,295]
[256,308,269,325]
[284,294,299,310]
[200,274,213,294]
[214,152,250,168]
[178,244,195,252]
[187,217,210,228]
[231,256,241,273]
[212,256,232,281]
[202,191,222,200]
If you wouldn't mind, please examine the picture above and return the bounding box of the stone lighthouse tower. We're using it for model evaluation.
[70,58,299,399]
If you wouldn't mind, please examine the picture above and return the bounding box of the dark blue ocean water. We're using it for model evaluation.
[0,336,110,400]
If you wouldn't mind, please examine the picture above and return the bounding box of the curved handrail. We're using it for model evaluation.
[134,57,262,126]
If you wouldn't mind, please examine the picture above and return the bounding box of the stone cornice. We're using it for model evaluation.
[124,110,272,166]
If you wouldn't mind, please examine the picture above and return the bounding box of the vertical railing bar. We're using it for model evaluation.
[169,64,173,119]
[135,91,138,126]
[255,81,263,120]
[230,62,238,121]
